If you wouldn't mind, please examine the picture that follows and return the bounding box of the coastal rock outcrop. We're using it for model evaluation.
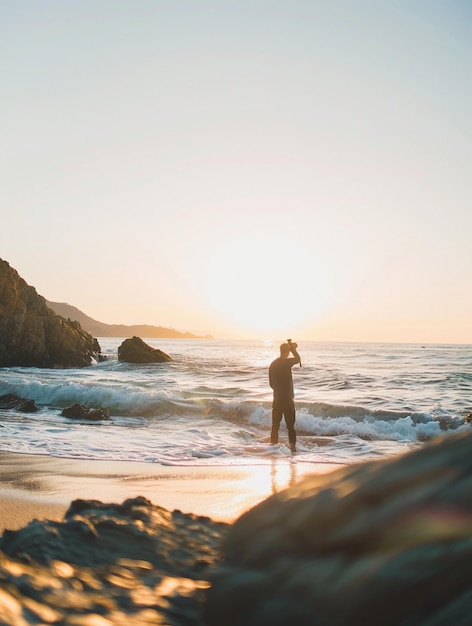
[205,431,472,626]
[0,259,101,368]
[118,336,172,364]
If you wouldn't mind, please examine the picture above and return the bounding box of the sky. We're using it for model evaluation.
[1,0,472,343]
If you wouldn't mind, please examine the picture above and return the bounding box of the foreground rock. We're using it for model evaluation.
[118,336,172,364]
[0,496,228,626]
[205,431,472,626]
[0,258,101,368]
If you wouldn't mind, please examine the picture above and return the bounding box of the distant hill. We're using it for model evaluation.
[46,301,213,339]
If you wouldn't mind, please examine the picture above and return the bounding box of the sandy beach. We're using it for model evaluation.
[0,452,344,531]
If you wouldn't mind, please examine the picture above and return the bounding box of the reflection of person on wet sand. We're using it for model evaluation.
[271,459,298,494]
[269,340,301,453]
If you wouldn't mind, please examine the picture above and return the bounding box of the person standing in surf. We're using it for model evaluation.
[269,340,301,453]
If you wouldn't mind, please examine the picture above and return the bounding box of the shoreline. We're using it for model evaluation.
[0,452,345,532]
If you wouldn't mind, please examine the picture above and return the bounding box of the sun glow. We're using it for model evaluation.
[191,233,332,337]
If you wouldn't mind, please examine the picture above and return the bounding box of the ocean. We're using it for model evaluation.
[0,339,470,468]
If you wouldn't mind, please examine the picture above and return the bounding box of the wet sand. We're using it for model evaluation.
[0,452,344,531]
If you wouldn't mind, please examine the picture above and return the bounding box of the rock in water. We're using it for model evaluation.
[61,403,111,421]
[204,431,472,626]
[118,336,172,363]
[0,258,100,368]
[0,393,39,412]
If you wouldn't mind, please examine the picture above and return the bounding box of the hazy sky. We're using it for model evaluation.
[2,1,471,342]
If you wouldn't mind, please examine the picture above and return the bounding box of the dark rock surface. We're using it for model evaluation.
[0,496,228,626]
[0,258,101,368]
[61,403,111,421]
[204,431,472,626]
[118,336,173,364]
[0,393,39,413]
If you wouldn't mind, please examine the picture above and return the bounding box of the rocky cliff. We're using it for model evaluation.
[0,259,100,368]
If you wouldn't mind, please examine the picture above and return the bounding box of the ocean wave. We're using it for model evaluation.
[244,402,468,444]
[0,373,468,444]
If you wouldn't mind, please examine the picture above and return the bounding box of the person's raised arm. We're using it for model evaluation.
[287,340,301,366]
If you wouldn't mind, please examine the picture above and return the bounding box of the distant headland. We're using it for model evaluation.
[46,301,213,339]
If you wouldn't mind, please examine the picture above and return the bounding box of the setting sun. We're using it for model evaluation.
[191,233,331,337]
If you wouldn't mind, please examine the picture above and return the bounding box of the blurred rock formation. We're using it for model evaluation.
[1,496,228,626]
[205,431,472,626]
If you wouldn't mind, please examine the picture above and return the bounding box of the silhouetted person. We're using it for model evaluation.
[269,340,301,453]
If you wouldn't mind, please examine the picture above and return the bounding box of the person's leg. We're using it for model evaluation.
[283,400,297,452]
[271,400,283,444]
